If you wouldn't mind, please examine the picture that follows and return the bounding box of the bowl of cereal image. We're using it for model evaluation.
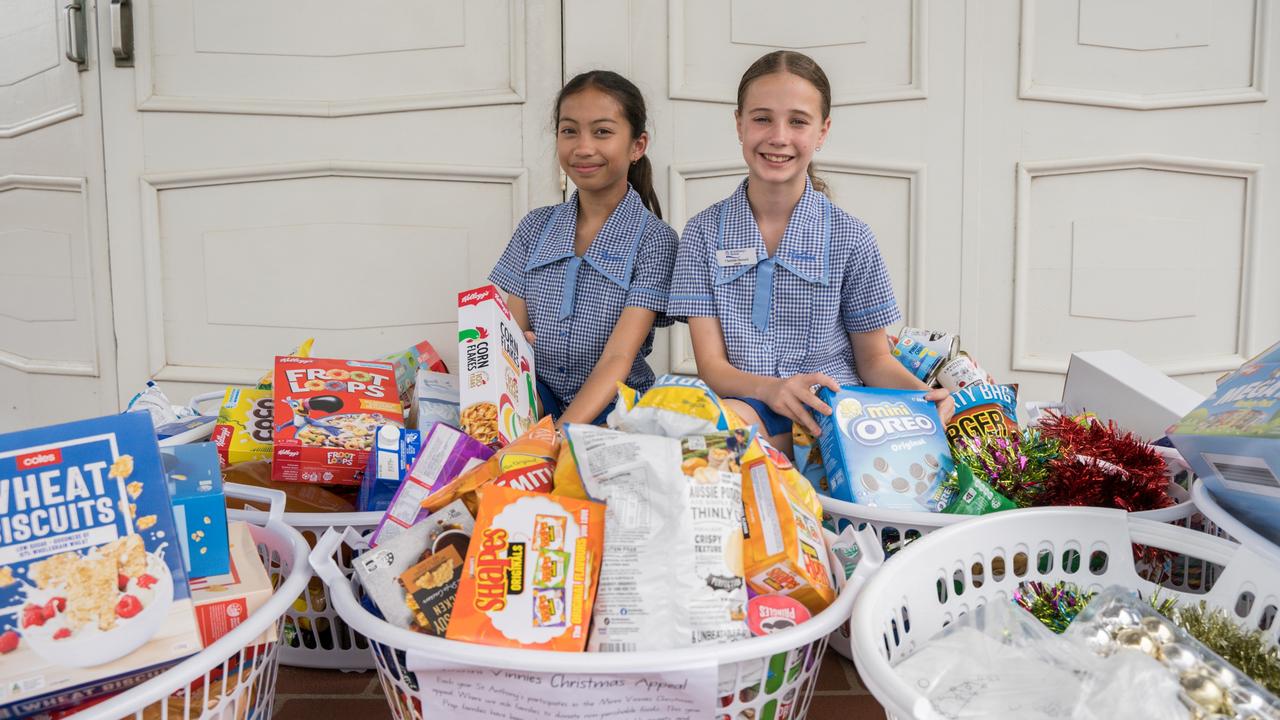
[22,544,174,668]
[294,412,387,450]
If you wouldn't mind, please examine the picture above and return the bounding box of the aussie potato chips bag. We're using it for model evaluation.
[608,375,745,438]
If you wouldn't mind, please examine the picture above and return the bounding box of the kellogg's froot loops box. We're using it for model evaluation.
[0,412,202,719]
[457,285,537,448]
[272,356,402,486]
[446,485,603,651]
[815,387,956,511]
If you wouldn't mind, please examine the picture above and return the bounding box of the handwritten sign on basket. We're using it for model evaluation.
[404,654,716,720]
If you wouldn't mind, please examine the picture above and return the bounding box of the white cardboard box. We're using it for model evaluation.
[1054,351,1205,441]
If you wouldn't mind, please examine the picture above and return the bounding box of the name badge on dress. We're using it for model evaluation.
[715,248,758,268]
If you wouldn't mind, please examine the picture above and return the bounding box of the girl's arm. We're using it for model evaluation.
[558,307,659,426]
[849,328,955,423]
[505,294,537,346]
[688,317,838,436]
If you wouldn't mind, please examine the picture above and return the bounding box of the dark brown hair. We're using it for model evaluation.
[736,51,832,195]
[555,71,662,219]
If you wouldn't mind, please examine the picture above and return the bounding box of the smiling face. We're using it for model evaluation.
[735,71,831,190]
[556,86,647,197]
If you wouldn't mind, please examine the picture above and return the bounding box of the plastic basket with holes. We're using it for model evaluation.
[846,506,1280,720]
[61,484,310,720]
[308,526,857,720]
[225,510,383,670]
[820,444,1211,659]
[1193,478,1280,563]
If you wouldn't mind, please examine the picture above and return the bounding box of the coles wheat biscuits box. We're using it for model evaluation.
[271,357,402,486]
[0,412,202,719]
[457,285,537,448]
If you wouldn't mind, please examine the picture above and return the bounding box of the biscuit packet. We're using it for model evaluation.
[607,375,746,437]
[740,434,836,615]
[945,383,1020,451]
[400,545,464,636]
[561,425,751,650]
[420,416,558,517]
[446,485,604,651]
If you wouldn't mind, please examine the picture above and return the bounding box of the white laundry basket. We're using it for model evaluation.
[847,506,1280,720]
[64,484,310,720]
[310,527,856,720]
[1192,478,1280,562]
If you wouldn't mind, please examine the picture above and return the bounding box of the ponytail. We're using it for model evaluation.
[628,155,663,219]
[806,164,829,197]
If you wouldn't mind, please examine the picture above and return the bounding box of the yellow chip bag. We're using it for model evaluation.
[609,374,746,438]
[739,435,834,614]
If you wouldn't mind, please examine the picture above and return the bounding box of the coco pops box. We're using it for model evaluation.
[0,412,202,718]
[271,356,402,486]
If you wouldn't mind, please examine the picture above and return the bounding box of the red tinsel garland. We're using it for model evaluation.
[1036,413,1171,512]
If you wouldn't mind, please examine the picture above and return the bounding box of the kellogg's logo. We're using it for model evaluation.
[277,356,311,365]
[277,448,301,458]
[458,287,497,307]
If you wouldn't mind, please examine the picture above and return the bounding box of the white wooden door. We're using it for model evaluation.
[565,0,966,379]
[94,0,563,404]
[0,0,118,430]
[970,0,1280,401]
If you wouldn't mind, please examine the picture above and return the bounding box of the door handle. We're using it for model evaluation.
[64,0,87,69]
[110,0,134,67]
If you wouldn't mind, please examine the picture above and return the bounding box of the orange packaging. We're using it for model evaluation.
[739,436,835,614]
[446,485,604,651]
[422,415,559,516]
[271,356,402,486]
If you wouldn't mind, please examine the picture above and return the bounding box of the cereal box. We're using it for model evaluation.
[446,485,604,651]
[0,412,202,719]
[739,436,835,615]
[457,285,537,448]
[1169,338,1280,544]
[210,387,273,467]
[271,357,402,486]
[413,370,460,432]
[383,339,449,413]
[188,521,275,647]
[816,387,956,511]
[159,443,229,579]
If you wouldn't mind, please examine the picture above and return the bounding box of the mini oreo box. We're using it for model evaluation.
[0,412,202,719]
[159,443,229,579]
[815,387,956,511]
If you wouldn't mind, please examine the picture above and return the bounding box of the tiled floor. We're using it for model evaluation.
[272,648,887,719]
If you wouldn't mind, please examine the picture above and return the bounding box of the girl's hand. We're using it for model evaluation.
[761,373,841,437]
[524,331,537,346]
[925,387,954,424]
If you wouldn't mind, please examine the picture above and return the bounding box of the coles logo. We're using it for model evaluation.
[16,448,62,469]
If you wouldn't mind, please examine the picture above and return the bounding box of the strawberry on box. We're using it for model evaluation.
[271,357,401,486]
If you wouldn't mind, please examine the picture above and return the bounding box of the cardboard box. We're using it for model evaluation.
[456,285,537,448]
[1169,340,1280,544]
[160,443,230,579]
[210,387,274,467]
[271,357,402,486]
[414,370,460,432]
[358,426,423,512]
[188,522,275,647]
[1059,351,1206,441]
[0,412,202,719]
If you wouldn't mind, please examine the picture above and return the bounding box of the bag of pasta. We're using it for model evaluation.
[421,415,558,516]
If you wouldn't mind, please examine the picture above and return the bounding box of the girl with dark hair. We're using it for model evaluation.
[490,70,678,426]
[670,51,952,456]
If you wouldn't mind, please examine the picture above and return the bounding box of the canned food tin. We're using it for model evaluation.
[900,326,960,361]
[937,352,988,392]
[889,335,945,383]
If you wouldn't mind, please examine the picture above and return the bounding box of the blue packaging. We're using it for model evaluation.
[0,412,202,719]
[1169,339,1280,545]
[815,387,955,511]
[159,442,229,579]
[359,425,423,512]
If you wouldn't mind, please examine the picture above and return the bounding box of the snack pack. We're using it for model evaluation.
[210,387,274,467]
[0,412,202,718]
[607,375,744,437]
[816,386,956,511]
[369,424,491,547]
[413,370,460,432]
[456,285,537,448]
[355,505,474,630]
[562,425,751,651]
[400,545,464,637]
[446,486,604,651]
[271,356,401,486]
[739,435,835,614]
[421,416,558,517]
[944,383,1020,449]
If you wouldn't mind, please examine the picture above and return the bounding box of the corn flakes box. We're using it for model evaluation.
[446,485,604,651]
[209,387,273,467]
[0,412,202,719]
[271,357,402,486]
[457,285,537,448]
